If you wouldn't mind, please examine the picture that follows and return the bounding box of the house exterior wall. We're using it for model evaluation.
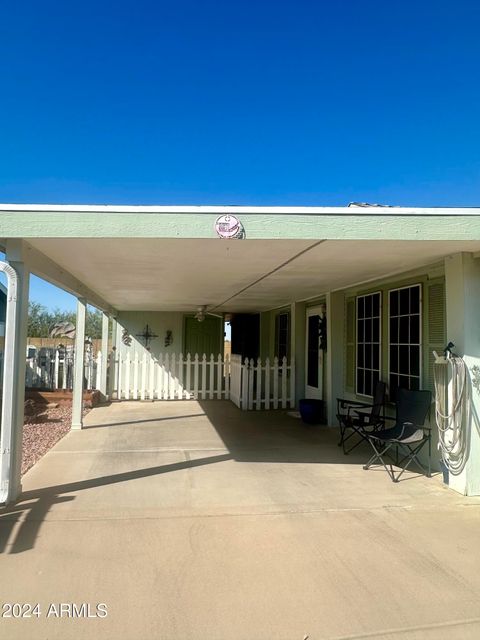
[116,311,184,357]
[341,267,446,402]
[259,311,271,361]
[333,264,446,473]
[115,311,223,358]
[444,253,480,495]
[259,306,291,362]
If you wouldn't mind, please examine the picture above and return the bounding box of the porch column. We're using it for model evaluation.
[99,311,109,398]
[71,297,86,430]
[290,301,306,408]
[444,253,480,495]
[0,241,30,503]
[325,291,345,426]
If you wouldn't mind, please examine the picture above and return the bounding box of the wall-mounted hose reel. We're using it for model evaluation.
[433,342,469,476]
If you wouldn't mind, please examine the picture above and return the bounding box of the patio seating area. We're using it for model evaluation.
[2,400,480,639]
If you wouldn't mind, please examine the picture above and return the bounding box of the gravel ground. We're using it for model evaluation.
[22,404,90,475]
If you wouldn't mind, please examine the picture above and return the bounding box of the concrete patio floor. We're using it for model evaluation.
[2,400,480,640]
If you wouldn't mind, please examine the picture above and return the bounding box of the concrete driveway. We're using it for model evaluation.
[1,400,480,640]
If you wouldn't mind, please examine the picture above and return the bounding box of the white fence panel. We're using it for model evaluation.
[228,353,294,411]
[19,348,293,410]
[109,351,231,402]
[22,347,98,392]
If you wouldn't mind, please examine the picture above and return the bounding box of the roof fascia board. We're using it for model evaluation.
[1,204,480,215]
[1,208,480,240]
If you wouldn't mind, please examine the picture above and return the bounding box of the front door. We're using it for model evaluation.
[184,315,222,357]
[305,306,325,399]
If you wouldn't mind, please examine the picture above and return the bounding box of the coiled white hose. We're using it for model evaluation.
[434,355,468,475]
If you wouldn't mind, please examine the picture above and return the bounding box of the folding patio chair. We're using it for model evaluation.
[337,380,386,454]
[363,388,432,482]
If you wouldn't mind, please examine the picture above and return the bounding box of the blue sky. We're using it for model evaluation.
[1,1,480,308]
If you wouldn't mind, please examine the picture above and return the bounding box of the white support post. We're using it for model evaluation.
[0,246,29,505]
[99,312,109,398]
[108,316,118,398]
[72,298,86,430]
[291,301,306,408]
[325,291,345,426]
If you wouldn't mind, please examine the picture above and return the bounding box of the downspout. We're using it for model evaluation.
[0,262,19,504]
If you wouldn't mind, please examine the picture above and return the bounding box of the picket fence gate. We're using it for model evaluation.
[230,354,295,410]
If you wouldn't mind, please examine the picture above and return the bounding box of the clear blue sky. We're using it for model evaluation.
[1,1,480,308]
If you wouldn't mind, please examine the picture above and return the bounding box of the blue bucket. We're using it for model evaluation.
[299,399,325,425]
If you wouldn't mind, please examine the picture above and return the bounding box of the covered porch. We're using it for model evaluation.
[2,204,480,503]
[3,400,480,639]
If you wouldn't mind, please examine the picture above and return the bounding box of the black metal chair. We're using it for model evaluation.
[363,388,432,483]
[337,381,386,454]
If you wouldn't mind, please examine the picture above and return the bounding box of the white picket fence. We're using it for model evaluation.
[1,347,295,410]
[11,348,100,391]
[109,352,231,401]
[230,354,295,410]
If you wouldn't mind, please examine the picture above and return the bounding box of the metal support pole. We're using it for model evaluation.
[72,298,87,429]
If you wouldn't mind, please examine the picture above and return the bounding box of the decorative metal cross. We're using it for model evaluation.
[136,324,158,350]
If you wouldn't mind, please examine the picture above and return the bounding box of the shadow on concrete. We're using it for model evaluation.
[197,400,372,464]
[83,412,207,429]
[197,401,438,480]
[0,453,231,555]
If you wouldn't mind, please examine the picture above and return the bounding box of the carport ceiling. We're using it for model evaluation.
[29,238,480,312]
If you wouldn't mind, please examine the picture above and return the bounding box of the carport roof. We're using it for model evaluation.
[2,204,480,313]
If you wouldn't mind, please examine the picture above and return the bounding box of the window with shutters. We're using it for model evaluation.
[425,280,446,391]
[388,284,422,401]
[356,292,381,397]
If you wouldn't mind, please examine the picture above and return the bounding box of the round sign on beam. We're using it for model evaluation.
[214,214,244,239]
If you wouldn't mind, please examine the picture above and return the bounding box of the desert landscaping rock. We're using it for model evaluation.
[22,402,90,475]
